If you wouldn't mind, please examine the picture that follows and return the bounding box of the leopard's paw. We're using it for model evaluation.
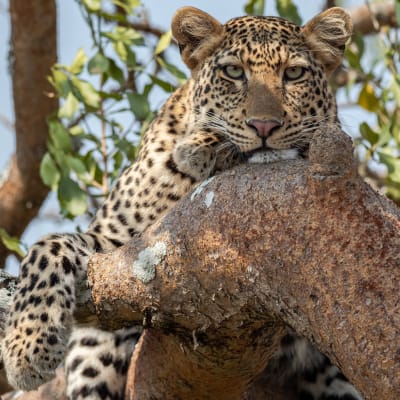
[3,314,71,390]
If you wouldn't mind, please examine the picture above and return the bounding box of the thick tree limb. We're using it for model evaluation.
[1,127,399,398]
[86,127,400,399]
[0,0,57,266]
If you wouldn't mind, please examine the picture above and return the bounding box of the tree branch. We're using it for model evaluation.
[0,0,57,266]
[84,127,400,399]
[1,127,399,398]
[351,2,397,35]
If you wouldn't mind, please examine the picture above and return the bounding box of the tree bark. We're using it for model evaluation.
[0,0,57,266]
[84,127,400,400]
[1,127,400,398]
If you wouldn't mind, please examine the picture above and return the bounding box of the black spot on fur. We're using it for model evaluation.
[49,272,60,287]
[99,353,113,367]
[40,313,48,322]
[46,295,55,307]
[47,335,58,345]
[82,366,99,378]
[62,256,75,275]
[69,356,83,372]
[50,242,61,256]
[38,256,49,271]
[81,337,99,347]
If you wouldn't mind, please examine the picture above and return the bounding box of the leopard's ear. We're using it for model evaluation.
[302,7,353,75]
[172,7,224,73]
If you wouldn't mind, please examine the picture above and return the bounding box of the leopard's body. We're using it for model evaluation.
[3,7,362,400]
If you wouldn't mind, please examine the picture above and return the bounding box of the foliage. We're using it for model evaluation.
[244,0,265,16]
[345,16,400,201]
[275,0,302,25]
[42,0,185,218]
[0,229,25,258]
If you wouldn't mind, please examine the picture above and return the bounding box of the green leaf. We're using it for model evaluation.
[378,151,400,192]
[40,153,61,190]
[396,0,400,24]
[112,0,140,14]
[66,155,87,176]
[88,52,110,75]
[113,150,124,172]
[377,124,394,147]
[150,75,176,93]
[358,83,380,112]
[49,69,72,98]
[154,30,172,55]
[108,58,125,83]
[113,42,137,68]
[127,92,150,121]
[48,119,72,151]
[69,48,88,75]
[244,0,265,16]
[58,92,79,119]
[0,229,25,258]
[105,26,143,45]
[69,125,85,136]
[82,0,101,12]
[71,77,101,108]
[359,122,379,146]
[156,57,187,84]
[275,0,302,25]
[58,177,88,217]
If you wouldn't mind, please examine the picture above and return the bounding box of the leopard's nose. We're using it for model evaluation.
[246,118,283,138]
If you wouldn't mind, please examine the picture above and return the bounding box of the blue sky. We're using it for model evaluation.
[0,0,365,272]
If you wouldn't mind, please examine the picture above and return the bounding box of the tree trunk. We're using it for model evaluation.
[0,0,57,266]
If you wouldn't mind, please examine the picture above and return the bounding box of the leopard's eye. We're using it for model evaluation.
[284,66,306,81]
[222,65,245,80]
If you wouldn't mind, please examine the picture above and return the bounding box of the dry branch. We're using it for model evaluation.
[0,0,57,266]
[351,2,398,34]
[84,127,400,400]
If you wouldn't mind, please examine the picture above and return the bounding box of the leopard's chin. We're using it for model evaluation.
[244,148,300,164]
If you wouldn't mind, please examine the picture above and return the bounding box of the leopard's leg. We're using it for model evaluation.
[2,232,105,390]
[65,327,142,400]
[172,131,228,182]
[298,360,363,400]
[272,334,363,400]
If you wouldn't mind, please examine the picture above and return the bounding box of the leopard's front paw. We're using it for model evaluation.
[3,314,71,390]
[173,140,216,181]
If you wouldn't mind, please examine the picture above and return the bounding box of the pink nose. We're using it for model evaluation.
[246,118,282,138]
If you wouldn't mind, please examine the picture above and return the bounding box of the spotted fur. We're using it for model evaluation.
[3,7,361,400]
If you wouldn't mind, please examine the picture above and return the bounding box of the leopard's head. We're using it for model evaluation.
[172,7,352,158]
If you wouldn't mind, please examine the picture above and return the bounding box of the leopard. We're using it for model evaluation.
[2,6,362,400]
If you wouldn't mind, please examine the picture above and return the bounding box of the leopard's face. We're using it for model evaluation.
[192,17,336,157]
[172,7,352,159]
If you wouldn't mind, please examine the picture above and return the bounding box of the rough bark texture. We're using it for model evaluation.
[84,127,400,399]
[1,128,400,398]
[0,0,57,266]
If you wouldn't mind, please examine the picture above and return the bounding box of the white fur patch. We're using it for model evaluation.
[247,149,299,164]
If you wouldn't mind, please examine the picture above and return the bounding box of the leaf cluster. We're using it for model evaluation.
[42,0,186,218]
